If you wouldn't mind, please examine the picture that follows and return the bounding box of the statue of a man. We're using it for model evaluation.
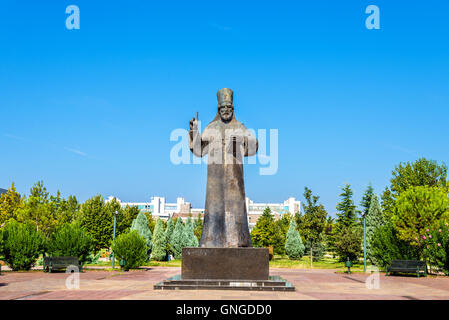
[189,88,258,248]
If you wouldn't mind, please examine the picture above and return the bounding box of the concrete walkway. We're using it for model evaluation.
[1,267,448,300]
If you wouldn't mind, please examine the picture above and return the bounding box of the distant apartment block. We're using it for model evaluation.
[107,195,301,230]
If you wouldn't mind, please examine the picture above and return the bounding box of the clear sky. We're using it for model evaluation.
[1,1,448,216]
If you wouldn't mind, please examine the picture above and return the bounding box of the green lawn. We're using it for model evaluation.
[84,255,373,271]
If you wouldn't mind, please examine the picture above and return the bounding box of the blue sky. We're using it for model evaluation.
[1,1,448,215]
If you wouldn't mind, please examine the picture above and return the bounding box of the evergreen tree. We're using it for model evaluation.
[54,195,79,225]
[335,184,359,232]
[171,218,187,259]
[164,217,175,255]
[360,184,374,218]
[151,218,167,261]
[130,212,152,252]
[285,220,305,259]
[185,216,199,247]
[334,225,363,262]
[366,194,384,263]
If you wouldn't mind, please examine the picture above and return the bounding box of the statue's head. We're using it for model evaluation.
[217,88,234,122]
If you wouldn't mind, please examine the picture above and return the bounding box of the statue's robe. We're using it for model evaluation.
[189,115,258,247]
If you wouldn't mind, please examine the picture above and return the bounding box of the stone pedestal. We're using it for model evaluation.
[182,247,269,280]
[154,247,295,291]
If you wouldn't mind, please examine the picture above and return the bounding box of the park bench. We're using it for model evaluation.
[386,260,427,277]
[43,256,82,273]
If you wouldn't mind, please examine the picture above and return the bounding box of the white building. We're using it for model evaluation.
[107,195,300,228]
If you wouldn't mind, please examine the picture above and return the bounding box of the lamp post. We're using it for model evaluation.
[362,212,366,272]
[112,210,118,269]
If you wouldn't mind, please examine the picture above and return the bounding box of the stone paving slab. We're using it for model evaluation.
[1,267,449,300]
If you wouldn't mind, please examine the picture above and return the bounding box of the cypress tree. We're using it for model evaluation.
[164,217,175,255]
[285,220,305,260]
[366,194,384,263]
[185,216,199,247]
[151,218,166,261]
[130,212,152,252]
[171,218,186,259]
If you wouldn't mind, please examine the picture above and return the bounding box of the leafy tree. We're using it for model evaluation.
[16,181,58,235]
[193,213,203,243]
[112,230,147,270]
[392,186,449,250]
[151,218,167,261]
[335,184,359,231]
[382,158,448,218]
[301,187,327,266]
[360,184,374,218]
[118,205,140,236]
[366,194,384,263]
[78,195,113,252]
[370,222,420,268]
[130,212,152,253]
[0,182,22,225]
[1,220,45,270]
[334,226,362,262]
[46,222,94,264]
[284,220,305,259]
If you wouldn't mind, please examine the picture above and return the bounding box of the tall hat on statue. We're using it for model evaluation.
[217,88,233,106]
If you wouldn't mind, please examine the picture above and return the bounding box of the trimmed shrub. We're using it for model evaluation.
[1,221,45,270]
[285,220,305,259]
[112,230,147,270]
[46,222,94,264]
[151,218,167,261]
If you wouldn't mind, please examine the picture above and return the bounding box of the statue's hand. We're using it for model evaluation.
[189,118,198,131]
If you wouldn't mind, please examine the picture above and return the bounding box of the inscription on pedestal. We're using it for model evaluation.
[182,247,269,280]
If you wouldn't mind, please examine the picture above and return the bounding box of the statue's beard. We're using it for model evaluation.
[220,112,233,122]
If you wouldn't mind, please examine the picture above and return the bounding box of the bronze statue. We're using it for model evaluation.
[189,88,258,248]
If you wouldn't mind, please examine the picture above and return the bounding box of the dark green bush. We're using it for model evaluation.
[46,222,94,264]
[370,222,420,268]
[112,230,147,270]
[1,221,45,270]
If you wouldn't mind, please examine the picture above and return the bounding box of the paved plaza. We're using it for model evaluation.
[1,267,449,300]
